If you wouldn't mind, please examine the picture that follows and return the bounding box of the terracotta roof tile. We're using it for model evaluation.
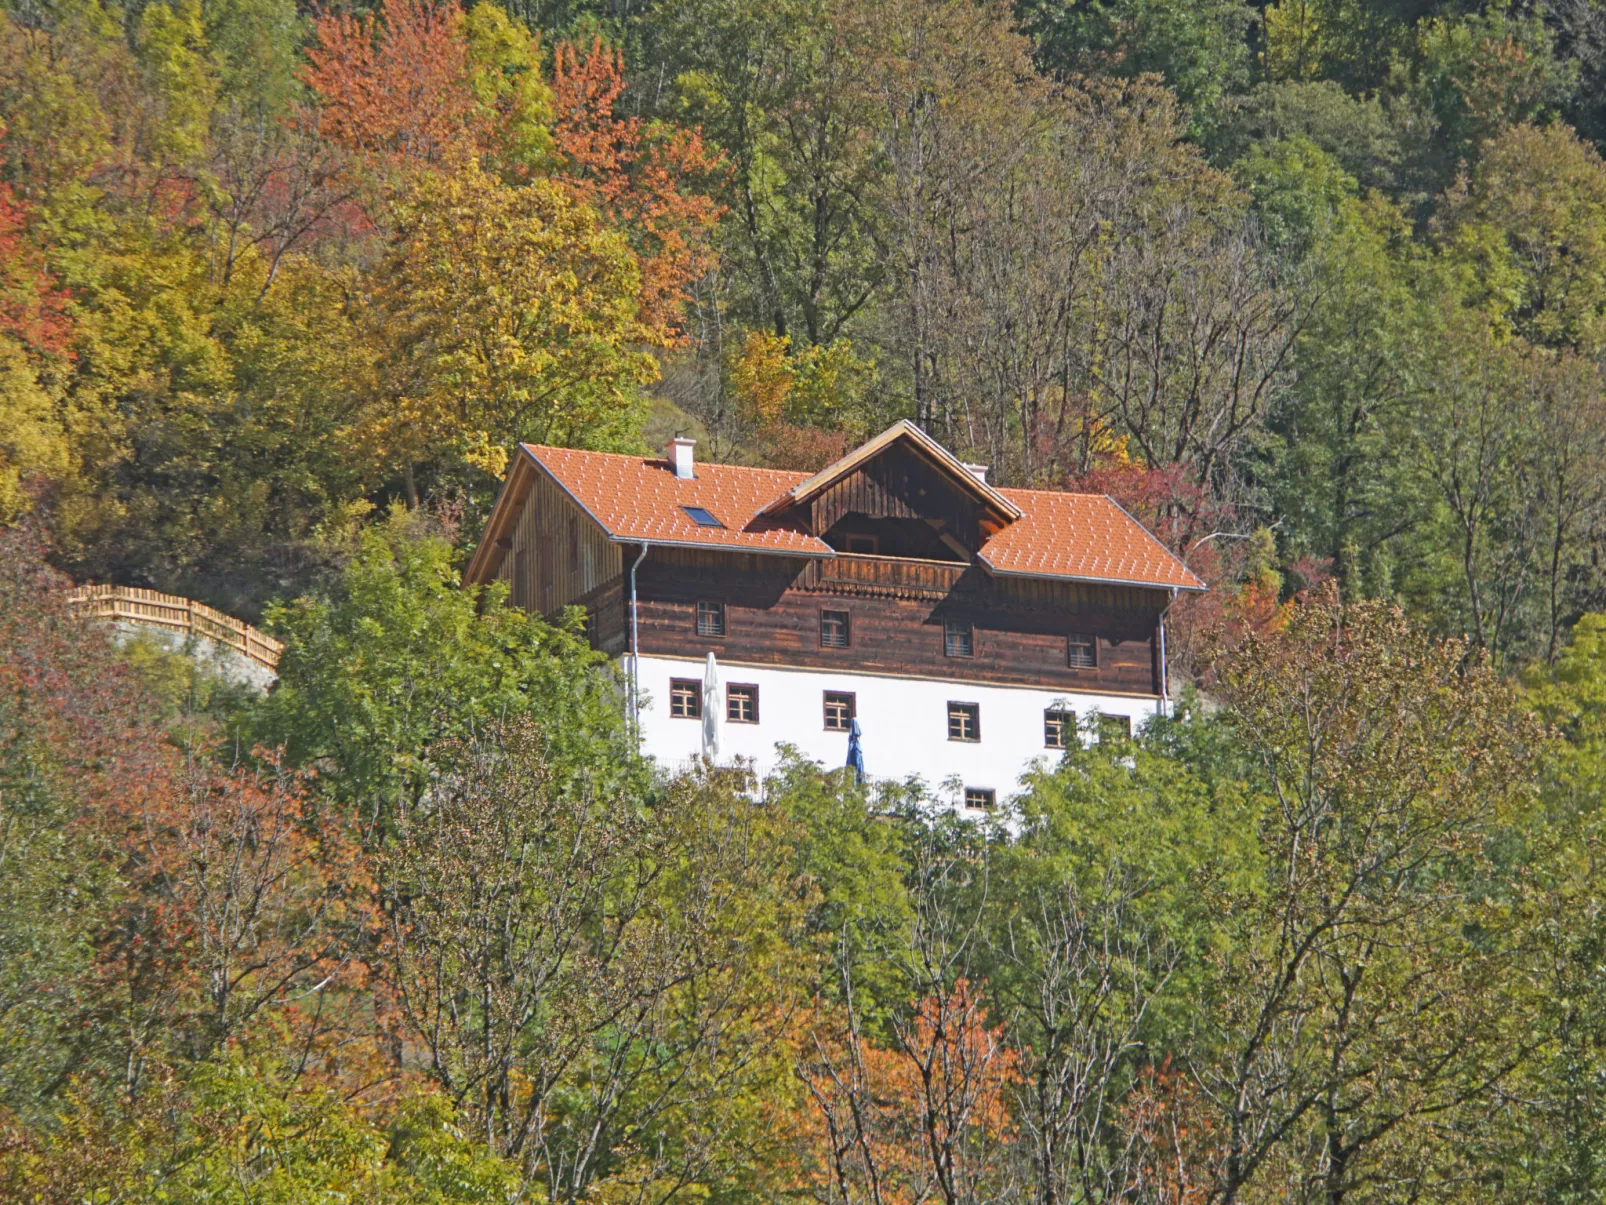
[489,440,1202,592]
[524,445,828,555]
[982,489,1204,590]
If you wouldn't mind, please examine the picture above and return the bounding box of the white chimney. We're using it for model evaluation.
[962,462,989,485]
[666,437,696,480]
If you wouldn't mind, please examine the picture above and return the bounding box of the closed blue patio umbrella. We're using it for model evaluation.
[846,718,866,786]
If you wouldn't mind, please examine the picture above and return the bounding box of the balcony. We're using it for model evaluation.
[799,553,970,601]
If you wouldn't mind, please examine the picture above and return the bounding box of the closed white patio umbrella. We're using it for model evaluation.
[701,651,721,760]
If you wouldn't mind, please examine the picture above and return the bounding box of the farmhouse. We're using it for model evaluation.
[464,421,1203,807]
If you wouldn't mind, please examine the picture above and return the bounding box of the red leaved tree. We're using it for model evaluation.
[302,0,479,166]
[0,125,71,357]
[551,38,723,338]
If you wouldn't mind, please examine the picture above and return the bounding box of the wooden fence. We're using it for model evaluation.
[68,584,283,672]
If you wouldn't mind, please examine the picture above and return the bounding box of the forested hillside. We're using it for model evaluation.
[7,0,1606,660]
[5,0,1606,1200]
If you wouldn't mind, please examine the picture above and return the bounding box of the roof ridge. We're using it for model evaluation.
[995,485,1115,500]
[522,443,810,478]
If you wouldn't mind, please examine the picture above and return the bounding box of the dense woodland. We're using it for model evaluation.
[5,0,1606,1200]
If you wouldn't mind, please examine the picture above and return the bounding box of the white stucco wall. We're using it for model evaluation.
[631,654,1166,809]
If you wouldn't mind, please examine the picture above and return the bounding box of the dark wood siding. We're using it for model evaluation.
[632,548,1165,695]
[807,444,983,552]
[495,467,623,616]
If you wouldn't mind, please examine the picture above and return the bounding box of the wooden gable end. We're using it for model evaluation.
[492,458,622,617]
[807,443,991,553]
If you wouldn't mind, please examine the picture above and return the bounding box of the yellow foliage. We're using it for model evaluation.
[727,330,794,424]
[725,330,875,432]
[1261,0,1330,83]
[0,337,68,520]
[134,0,218,165]
[463,2,556,177]
[359,159,661,475]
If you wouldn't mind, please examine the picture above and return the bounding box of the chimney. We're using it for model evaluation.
[962,462,989,485]
[666,437,696,480]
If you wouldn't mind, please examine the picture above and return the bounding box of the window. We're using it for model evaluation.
[845,534,878,554]
[824,691,856,731]
[944,619,974,658]
[1097,713,1132,742]
[682,505,723,528]
[821,609,851,648]
[669,679,702,719]
[948,701,980,742]
[727,684,758,723]
[696,599,726,638]
[964,787,997,811]
[1067,633,1097,669]
[1044,709,1073,750]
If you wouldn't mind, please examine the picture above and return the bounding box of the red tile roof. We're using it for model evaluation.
[525,445,827,555]
[467,434,1202,592]
[983,489,1205,590]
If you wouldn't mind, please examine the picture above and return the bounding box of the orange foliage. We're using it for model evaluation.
[551,37,723,338]
[792,981,1019,1205]
[0,125,71,357]
[0,528,375,1098]
[302,0,479,165]
[1121,1058,1224,1205]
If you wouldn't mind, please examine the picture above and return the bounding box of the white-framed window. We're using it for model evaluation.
[1044,709,1073,749]
[824,691,855,731]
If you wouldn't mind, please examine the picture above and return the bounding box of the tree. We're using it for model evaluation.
[1437,122,1606,356]
[376,735,803,1196]
[551,36,723,338]
[356,160,659,492]
[301,0,483,168]
[795,981,1021,1205]
[0,126,72,520]
[644,0,888,350]
[256,520,638,828]
[1204,588,1547,1204]
[1016,0,1255,141]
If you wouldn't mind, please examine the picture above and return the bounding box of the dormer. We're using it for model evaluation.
[761,421,1021,561]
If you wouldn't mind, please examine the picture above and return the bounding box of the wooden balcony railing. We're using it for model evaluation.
[800,553,969,600]
[68,584,284,672]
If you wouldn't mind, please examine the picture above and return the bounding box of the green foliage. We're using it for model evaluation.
[253,513,640,823]
[1,1052,517,1203]
[1017,0,1255,138]
[1402,7,1574,170]
[1234,132,1356,251]
[992,726,1260,1041]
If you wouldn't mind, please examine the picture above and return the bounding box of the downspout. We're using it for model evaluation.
[1157,586,1177,718]
[628,542,649,738]
[1156,591,1182,723]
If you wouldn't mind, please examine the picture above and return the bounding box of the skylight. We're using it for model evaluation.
[682,505,724,528]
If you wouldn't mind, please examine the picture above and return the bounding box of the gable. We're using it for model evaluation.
[809,442,989,553]
[763,420,1021,530]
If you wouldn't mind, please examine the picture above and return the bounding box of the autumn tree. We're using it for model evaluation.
[357,160,659,495]
[376,732,802,1197]
[1203,588,1548,1204]
[552,37,723,337]
[0,151,70,519]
